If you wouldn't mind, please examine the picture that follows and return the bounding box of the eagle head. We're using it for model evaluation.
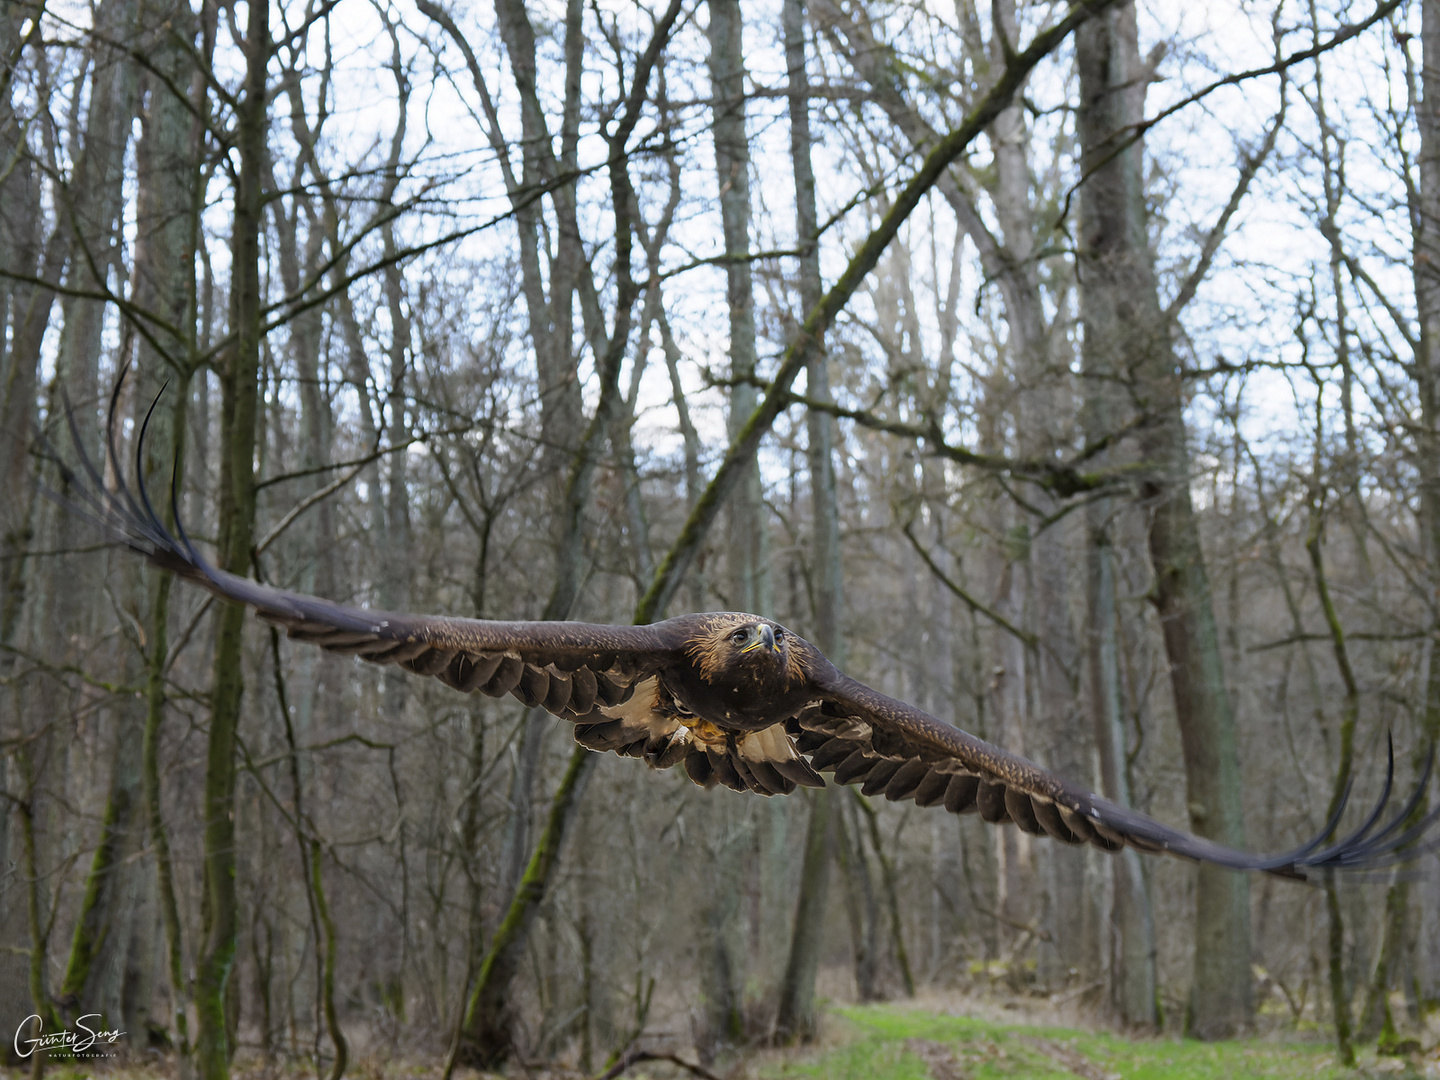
[693,616,788,671]
[677,615,808,729]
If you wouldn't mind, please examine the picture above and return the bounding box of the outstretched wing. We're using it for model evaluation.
[59,387,693,730]
[791,667,1438,880]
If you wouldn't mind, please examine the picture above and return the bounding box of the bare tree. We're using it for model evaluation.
[192,1,268,1073]
[1075,3,1250,1038]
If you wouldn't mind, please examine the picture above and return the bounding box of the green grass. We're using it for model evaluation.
[764,1002,1372,1080]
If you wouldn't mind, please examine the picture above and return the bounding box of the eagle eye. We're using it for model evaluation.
[773,628,784,642]
[730,629,748,645]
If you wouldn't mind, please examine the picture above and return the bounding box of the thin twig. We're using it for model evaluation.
[900,524,1038,648]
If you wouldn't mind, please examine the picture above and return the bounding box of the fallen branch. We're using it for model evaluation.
[592,1049,726,1080]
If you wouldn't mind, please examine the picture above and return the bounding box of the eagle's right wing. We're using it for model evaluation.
[61,387,700,728]
[793,667,1438,881]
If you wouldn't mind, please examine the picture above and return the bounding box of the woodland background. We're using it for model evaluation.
[2,0,1439,1076]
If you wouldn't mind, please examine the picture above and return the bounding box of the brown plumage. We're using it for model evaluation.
[58,390,1440,883]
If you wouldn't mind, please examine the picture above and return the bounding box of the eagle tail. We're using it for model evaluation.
[48,373,203,585]
[50,370,380,638]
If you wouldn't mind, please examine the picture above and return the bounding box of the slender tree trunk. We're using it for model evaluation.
[11,740,57,1080]
[854,793,914,996]
[986,0,1092,990]
[1075,2,1250,1038]
[1307,506,1359,1064]
[143,1,207,1058]
[702,0,769,1047]
[836,796,881,1001]
[775,0,839,1039]
[57,692,145,1021]
[52,0,141,442]
[541,0,588,473]
[194,2,267,1074]
[0,205,64,654]
[456,696,487,1016]
[775,790,833,1041]
[1075,39,1158,1014]
[144,402,193,1064]
[269,632,347,1080]
[709,0,770,618]
[377,43,414,723]
[1085,523,1158,1026]
[273,62,334,763]
[310,832,345,1079]
[0,4,17,373]
[0,4,49,705]
[453,748,595,1069]
[1358,871,1411,1047]
[693,818,745,1063]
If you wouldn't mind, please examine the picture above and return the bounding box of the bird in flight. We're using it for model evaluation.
[60,385,1438,882]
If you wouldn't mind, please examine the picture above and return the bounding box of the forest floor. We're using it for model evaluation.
[9,993,1440,1080]
[757,998,1440,1080]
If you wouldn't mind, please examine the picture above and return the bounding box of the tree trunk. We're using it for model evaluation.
[378,61,414,704]
[143,384,195,1065]
[775,789,834,1042]
[836,795,881,1001]
[453,747,595,1069]
[1074,2,1250,1039]
[1085,525,1159,1026]
[0,0,50,685]
[709,0,770,618]
[699,0,769,1051]
[773,0,838,1041]
[57,692,144,1024]
[1074,18,1159,1011]
[140,0,206,1057]
[51,0,141,444]
[987,0,1093,991]
[853,793,914,996]
[272,59,335,754]
[1306,507,1360,1064]
[194,1,267,1073]
[11,739,58,1080]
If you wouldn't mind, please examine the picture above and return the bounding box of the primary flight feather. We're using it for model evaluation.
[60,387,1439,883]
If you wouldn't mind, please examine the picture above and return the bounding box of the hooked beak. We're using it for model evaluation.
[741,624,778,654]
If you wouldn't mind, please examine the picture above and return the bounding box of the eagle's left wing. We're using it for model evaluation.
[791,668,1436,881]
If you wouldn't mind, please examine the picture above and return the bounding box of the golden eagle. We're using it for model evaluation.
[61,395,1438,883]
